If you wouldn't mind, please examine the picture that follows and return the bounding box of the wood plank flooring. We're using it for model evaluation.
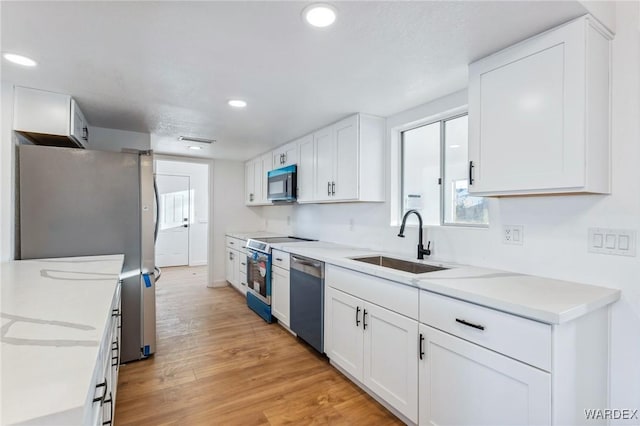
[115,266,403,425]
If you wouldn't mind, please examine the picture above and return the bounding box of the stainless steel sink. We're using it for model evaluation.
[352,256,448,274]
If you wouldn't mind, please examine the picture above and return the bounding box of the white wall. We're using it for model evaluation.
[260,3,640,417]
[0,80,17,262]
[155,159,209,266]
[89,126,150,152]
[211,159,263,286]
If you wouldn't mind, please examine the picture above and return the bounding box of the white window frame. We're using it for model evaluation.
[393,109,488,228]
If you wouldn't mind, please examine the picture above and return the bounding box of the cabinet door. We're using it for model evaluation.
[260,153,272,204]
[363,303,418,423]
[225,248,236,285]
[325,287,364,381]
[272,141,298,168]
[297,134,315,202]
[419,325,551,426]
[253,159,263,205]
[282,143,297,167]
[70,99,88,147]
[332,115,359,201]
[314,127,334,202]
[245,161,255,205]
[271,267,290,327]
[468,17,596,195]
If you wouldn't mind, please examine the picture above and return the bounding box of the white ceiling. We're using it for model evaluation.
[1,1,588,160]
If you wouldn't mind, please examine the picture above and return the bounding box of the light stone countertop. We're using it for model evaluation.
[1,254,124,425]
[270,241,621,324]
[225,231,285,241]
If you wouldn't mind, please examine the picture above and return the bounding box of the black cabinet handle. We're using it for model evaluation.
[419,333,425,360]
[331,182,336,195]
[275,258,283,262]
[355,306,361,326]
[327,181,331,196]
[82,126,89,141]
[363,309,368,330]
[102,391,113,425]
[456,318,485,331]
[468,161,474,185]
[93,378,107,403]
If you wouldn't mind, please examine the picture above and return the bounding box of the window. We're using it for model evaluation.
[401,114,488,226]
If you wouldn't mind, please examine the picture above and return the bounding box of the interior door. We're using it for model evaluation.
[155,174,190,267]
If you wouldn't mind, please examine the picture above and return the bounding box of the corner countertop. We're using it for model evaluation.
[1,254,124,426]
[225,231,285,241]
[271,241,620,325]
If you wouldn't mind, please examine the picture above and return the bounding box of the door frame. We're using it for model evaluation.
[156,172,191,267]
[154,154,213,285]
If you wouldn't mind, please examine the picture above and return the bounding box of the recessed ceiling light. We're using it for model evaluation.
[3,53,37,67]
[303,4,337,28]
[228,99,247,108]
[188,146,203,150]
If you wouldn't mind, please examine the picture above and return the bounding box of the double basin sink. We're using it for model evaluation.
[352,256,448,274]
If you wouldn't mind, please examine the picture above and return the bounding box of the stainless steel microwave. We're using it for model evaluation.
[267,165,297,202]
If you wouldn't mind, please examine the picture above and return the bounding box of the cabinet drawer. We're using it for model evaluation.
[225,236,244,250]
[272,250,290,270]
[326,265,419,320]
[420,291,551,371]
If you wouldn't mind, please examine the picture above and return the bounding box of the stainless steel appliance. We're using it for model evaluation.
[267,165,297,202]
[245,236,312,322]
[18,145,159,362]
[290,255,325,353]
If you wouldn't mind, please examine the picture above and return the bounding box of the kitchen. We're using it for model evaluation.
[1,1,639,425]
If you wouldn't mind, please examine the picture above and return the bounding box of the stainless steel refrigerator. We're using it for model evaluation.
[18,144,158,362]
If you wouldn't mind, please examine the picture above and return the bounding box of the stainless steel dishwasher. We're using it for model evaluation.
[290,255,325,353]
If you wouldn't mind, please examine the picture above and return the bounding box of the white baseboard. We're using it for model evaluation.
[208,280,228,288]
[189,261,208,267]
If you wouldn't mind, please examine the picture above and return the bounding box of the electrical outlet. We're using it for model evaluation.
[503,225,524,245]
[588,228,636,257]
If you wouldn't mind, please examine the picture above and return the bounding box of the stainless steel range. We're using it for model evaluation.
[245,236,313,322]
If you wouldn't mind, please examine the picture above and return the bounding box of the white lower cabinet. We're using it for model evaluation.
[325,286,418,423]
[363,303,418,421]
[225,247,239,287]
[85,281,121,425]
[225,237,247,294]
[325,287,364,380]
[271,265,290,327]
[418,324,551,426]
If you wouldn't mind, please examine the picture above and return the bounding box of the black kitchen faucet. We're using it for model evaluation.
[398,209,431,260]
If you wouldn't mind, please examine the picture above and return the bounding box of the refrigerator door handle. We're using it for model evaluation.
[153,175,160,244]
[154,266,162,283]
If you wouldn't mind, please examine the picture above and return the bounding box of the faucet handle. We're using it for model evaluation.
[397,233,405,238]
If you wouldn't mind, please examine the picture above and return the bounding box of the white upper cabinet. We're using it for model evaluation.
[272,140,297,169]
[246,113,385,205]
[244,153,272,206]
[14,86,90,148]
[468,15,612,196]
[296,134,315,202]
[307,113,385,203]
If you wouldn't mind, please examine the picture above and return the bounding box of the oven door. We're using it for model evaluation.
[246,250,271,305]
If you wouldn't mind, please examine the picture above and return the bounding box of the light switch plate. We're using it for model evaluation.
[503,225,524,245]
[588,228,637,257]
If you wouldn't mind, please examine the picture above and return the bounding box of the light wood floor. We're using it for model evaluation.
[115,265,402,425]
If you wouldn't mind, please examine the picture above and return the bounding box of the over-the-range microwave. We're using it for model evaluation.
[267,164,297,202]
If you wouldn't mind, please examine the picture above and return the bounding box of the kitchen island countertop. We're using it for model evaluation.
[1,254,124,425]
